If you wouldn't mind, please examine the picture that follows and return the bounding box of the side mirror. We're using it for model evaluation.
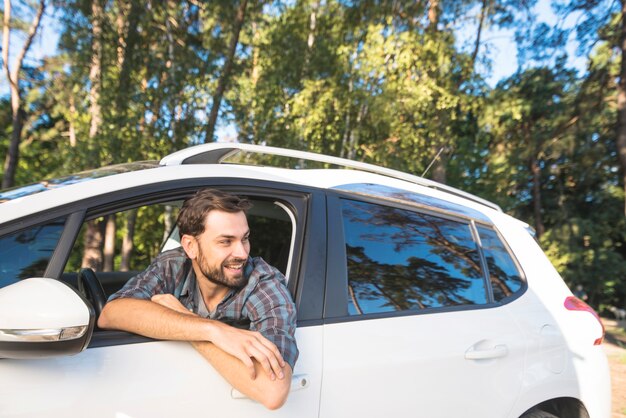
[0,278,95,359]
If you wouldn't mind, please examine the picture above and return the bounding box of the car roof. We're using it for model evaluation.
[161,143,502,212]
[0,144,503,225]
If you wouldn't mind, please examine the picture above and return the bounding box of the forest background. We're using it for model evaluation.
[1,0,626,313]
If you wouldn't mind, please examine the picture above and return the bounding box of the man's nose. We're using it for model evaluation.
[232,239,249,258]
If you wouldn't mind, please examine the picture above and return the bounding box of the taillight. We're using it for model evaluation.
[564,296,605,345]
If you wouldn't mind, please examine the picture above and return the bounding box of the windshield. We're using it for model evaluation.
[0,161,159,202]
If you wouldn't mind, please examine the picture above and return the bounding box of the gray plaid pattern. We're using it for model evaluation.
[109,247,299,369]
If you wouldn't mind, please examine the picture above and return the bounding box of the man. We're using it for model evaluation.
[98,188,298,410]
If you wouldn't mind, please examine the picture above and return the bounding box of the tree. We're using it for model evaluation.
[545,0,626,215]
[205,0,249,142]
[1,0,46,188]
[482,66,577,238]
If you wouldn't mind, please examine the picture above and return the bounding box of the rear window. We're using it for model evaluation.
[476,226,523,301]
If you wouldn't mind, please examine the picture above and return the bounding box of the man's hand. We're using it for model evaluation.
[208,320,286,381]
[151,294,193,315]
[150,294,286,381]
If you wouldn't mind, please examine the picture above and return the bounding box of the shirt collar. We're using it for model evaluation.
[181,257,254,315]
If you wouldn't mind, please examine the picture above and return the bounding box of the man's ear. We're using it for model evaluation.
[180,234,197,259]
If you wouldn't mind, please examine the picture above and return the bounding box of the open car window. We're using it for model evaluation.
[161,199,295,278]
[61,196,295,299]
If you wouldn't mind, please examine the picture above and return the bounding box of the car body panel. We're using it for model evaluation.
[493,213,611,418]
[0,327,323,418]
[319,307,526,418]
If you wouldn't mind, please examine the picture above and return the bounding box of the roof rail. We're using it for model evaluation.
[160,143,502,212]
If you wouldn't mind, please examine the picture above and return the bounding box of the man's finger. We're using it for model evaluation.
[246,344,276,380]
[250,337,285,379]
[255,333,286,368]
[238,353,256,380]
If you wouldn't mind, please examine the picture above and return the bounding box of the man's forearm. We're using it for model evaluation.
[100,295,288,382]
[98,298,213,341]
[192,340,292,410]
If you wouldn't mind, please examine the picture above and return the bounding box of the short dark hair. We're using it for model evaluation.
[177,189,252,237]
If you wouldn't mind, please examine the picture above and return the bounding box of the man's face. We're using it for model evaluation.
[192,210,251,289]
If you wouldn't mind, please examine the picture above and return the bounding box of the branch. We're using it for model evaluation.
[8,0,46,83]
[471,0,488,70]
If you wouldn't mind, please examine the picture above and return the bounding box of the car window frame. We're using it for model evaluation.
[0,178,328,348]
[324,190,527,324]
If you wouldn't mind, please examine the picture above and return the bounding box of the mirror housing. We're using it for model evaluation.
[0,278,95,359]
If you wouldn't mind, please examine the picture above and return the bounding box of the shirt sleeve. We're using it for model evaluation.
[107,253,180,302]
[246,272,299,370]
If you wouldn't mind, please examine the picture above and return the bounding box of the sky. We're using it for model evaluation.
[461,0,586,87]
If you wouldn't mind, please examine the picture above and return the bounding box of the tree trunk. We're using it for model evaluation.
[205,0,249,142]
[69,95,77,147]
[427,0,446,183]
[103,215,116,272]
[3,110,24,189]
[341,45,359,159]
[162,205,174,245]
[617,0,626,216]
[120,209,137,272]
[115,0,128,67]
[82,0,106,270]
[116,1,142,116]
[427,0,439,31]
[340,96,352,159]
[88,0,104,141]
[347,103,367,160]
[81,219,105,270]
[530,155,545,238]
[1,0,46,189]
[302,0,319,78]
[165,0,180,148]
[250,20,260,142]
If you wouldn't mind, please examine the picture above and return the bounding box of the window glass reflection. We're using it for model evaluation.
[341,200,487,315]
[0,218,66,288]
[476,226,523,301]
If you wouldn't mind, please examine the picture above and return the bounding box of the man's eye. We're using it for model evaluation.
[219,240,230,245]
[243,236,250,242]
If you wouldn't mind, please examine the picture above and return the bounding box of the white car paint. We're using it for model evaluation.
[320,306,526,418]
[0,278,90,329]
[0,327,323,418]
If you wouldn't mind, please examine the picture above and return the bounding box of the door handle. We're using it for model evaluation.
[464,344,508,360]
[231,374,310,399]
[289,374,309,392]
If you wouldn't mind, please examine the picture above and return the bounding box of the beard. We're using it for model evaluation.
[196,243,248,289]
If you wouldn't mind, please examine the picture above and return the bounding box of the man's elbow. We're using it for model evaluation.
[259,380,290,410]
[97,301,116,329]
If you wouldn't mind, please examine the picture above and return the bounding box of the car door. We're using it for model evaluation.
[319,194,526,418]
[0,183,325,418]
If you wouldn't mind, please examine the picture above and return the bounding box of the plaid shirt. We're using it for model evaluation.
[109,247,299,369]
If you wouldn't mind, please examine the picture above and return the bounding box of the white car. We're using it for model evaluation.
[0,143,611,418]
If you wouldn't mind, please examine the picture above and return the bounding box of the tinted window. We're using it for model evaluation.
[0,217,66,288]
[342,200,487,315]
[476,226,523,301]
